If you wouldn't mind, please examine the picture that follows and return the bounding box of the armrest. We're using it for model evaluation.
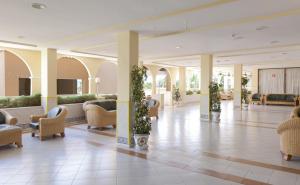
[30,114,47,123]
[277,118,300,134]
[39,117,60,127]
[6,114,17,125]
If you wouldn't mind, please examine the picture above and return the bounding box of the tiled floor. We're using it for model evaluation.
[0,101,299,185]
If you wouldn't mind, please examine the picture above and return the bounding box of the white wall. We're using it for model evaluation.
[96,62,117,94]
[0,51,4,96]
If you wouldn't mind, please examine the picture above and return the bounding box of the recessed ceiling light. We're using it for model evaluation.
[175,46,181,49]
[32,3,47,10]
[270,40,280,44]
[256,26,269,31]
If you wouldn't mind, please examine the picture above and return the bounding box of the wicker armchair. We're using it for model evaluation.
[148,100,160,119]
[277,118,300,161]
[290,106,300,118]
[85,104,116,129]
[0,110,17,125]
[30,106,68,140]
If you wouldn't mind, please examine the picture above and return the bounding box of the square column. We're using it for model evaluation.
[200,54,213,120]
[251,67,258,93]
[0,51,5,96]
[117,31,139,146]
[41,48,57,112]
[30,76,41,95]
[178,67,186,96]
[234,64,242,108]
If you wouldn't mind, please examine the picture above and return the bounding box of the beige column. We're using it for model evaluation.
[251,67,259,93]
[200,54,213,120]
[234,64,242,108]
[41,48,57,112]
[117,31,139,146]
[30,76,41,95]
[88,77,97,95]
[179,67,186,96]
[151,71,157,95]
[0,50,5,96]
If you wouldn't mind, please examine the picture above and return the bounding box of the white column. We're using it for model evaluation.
[251,67,259,93]
[117,31,139,147]
[179,67,186,97]
[234,64,242,108]
[200,54,213,120]
[151,71,157,95]
[30,76,41,95]
[41,48,57,112]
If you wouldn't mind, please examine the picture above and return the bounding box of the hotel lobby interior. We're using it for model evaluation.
[2,0,300,185]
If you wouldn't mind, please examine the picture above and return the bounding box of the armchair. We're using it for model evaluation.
[0,110,17,125]
[30,106,68,140]
[85,104,116,129]
[147,99,160,119]
[277,118,300,161]
[290,106,300,118]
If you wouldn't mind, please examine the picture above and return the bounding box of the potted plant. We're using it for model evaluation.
[172,85,181,105]
[209,81,221,122]
[131,65,151,150]
[241,75,250,110]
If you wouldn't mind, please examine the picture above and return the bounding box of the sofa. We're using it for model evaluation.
[146,99,160,119]
[83,99,116,129]
[250,93,263,104]
[265,94,297,106]
[30,106,68,140]
[0,110,22,148]
[277,107,300,161]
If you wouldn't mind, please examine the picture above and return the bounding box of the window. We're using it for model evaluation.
[57,79,83,95]
[19,78,31,96]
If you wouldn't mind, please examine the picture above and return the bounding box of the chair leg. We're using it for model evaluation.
[156,115,159,119]
[112,125,116,128]
[61,132,65,137]
[15,142,23,148]
[284,154,292,161]
[87,125,91,129]
[31,132,35,137]
[40,136,44,141]
[53,134,56,138]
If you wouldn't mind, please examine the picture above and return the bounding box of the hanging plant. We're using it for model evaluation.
[131,65,151,135]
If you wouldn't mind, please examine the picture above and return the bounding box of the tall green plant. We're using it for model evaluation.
[209,82,221,112]
[241,75,250,104]
[131,66,151,135]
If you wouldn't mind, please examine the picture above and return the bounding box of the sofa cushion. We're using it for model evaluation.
[285,94,296,102]
[147,99,156,108]
[252,93,261,100]
[47,107,62,118]
[0,112,5,124]
[103,95,117,100]
[92,100,116,111]
[267,94,296,102]
[30,122,39,130]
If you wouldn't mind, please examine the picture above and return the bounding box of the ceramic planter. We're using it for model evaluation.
[134,134,149,150]
[242,103,249,110]
[211,111,221,123]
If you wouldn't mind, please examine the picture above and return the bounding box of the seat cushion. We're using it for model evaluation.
[285,94,296,102]
[0,112,5,125]
[30,122,39,130]
[252,94,261,100]
[47,107,62,118]
[93,100,116,111]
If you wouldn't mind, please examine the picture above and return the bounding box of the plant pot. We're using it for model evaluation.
[211,111,221,123]
[134,134,149,150]
[242,103,249,110]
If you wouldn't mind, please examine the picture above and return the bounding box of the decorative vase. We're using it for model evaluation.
[134,134,149,150]
[211,111,221,123]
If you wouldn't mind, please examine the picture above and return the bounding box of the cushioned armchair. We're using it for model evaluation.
[84,104,116,129]
[277,118,300,161]
[147,99,160,119]
[290,106,300,118]
[0,110,17,125]
[250,93,263,105]
[30,106,68,140]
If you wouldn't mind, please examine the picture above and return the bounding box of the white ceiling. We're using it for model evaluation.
[1,0,300,67]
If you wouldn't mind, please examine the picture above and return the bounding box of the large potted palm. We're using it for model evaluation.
[209,81,221,122]
[241,75,250,110]
[131,65,151,150]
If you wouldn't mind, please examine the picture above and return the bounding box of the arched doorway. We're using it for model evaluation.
[156,68,171,94]
[0,50,32,96]
[57,57,89,94]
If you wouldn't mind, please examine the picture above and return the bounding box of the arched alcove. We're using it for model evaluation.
[0,50,31,96]
[57,57,89,94]
[96,62,118,94]
[157,68,172,93]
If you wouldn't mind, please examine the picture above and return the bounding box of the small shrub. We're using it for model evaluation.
[196,90,201,94]
[186,90,193,95]
[58,94,96,105]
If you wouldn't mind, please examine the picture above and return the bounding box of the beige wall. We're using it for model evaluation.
[57,57,89,94]
[3,51,31,96]
[96,62,117,94]
[0,51,5,96]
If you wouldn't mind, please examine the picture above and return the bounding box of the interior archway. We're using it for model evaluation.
[57,57,89,94]
[0,50,31,96]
